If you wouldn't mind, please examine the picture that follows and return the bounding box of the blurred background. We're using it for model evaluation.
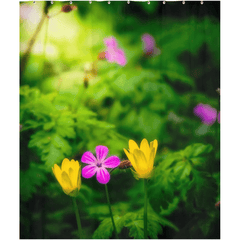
[20,1,220,239]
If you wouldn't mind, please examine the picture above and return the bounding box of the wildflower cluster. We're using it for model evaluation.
[52,139,158,238]
[53,139,158,194]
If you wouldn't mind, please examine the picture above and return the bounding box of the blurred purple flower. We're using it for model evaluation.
[193,103,219,126]
[104,37,127,66]
[81,145,120,184]
[104,37,118,49]
[141,34,161,56]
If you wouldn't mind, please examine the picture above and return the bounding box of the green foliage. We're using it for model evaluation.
[186,169,217,211]
[20,85,126,169]
[20,162,47,201]
[92,215,122,239]
[20,1,220,239]
[92,211,178,239]
[148,143,215,213]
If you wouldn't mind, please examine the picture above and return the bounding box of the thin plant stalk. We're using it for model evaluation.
[43,17,49,62]
[72,198,83,239]
[105,184,118,239]
[20,2,50,74]
[144,179,148,239]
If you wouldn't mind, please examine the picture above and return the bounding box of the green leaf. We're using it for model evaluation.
[20,85,40,100]
[29,131,72,168]
[92,215,122,239]
[85,119,115,129]
[183,143,213,167]
[24,120,43,130]
[122,212,174,238]
[148,164,176,211]
[160,70,194,86]
[55,112,76,138]
[160,152,183,170]
[42,135,72,168]
[43,121,55,131]
[42,142,66,168]
[184,143,213,158]
[174,161,192,180]
[147,218,163,239]
[155,215,179,232]
[125,218,144,239]
[20,162,47,201]
[160,197,180,216]
[28,131,51,149]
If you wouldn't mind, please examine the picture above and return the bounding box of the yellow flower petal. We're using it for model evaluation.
[133,149,148,171]
[149,147,156,170]
[140,138,150,162]
[62,188,74,195]
[124,139,158,179]
[137,170,152,179]
[150,139,158,157]
[61,171,73,190]
[124,149,138,172]
[52,159,81,197]
[61,158,71,172]
[52,164,63,187]
[69,160,80,187]
[129,139,139,153]
[68,167,75,186]
[77,167,81,190]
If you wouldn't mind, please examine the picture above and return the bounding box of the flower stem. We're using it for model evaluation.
[144,179,148,239]
[105,184,118,239]
[72,198,83,239]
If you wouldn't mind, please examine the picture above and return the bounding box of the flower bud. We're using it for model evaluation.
[118,160,132,169]
[61,5,77,13]
[98,51,106,60]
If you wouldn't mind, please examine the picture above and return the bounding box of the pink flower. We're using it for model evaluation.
[194,103,220,126]
[104,37,127,66]
[81,146,120,184]
[141,34,161,56]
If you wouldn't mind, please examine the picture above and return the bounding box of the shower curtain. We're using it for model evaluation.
[20,1,220,239]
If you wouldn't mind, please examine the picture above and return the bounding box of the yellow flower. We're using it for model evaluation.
[124,138,158,179]
[52,158,81,197]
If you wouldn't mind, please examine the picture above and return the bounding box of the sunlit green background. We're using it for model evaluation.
[20,1,220,239]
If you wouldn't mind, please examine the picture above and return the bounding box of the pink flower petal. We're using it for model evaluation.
[104,36,127,66]
[96,145,108,162]
[103,156,121,169]
[82,165,97,178]
[142,34,156,53]
[105,48,116,62]
[81,151,97,165]
[115,49,127,66]
[96,168,110,184]
[104,37,118,49]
